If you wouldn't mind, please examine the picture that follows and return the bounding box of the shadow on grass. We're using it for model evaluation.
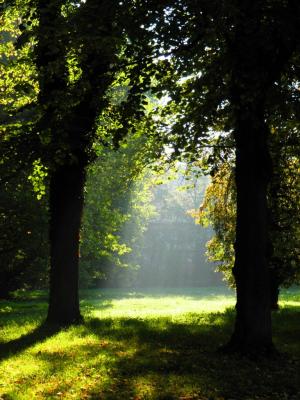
[0,296,113,364]
[0,294,299,399]
[0,322,61,362]
[77,308,299,399]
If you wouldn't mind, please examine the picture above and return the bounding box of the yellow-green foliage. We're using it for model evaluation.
[0,4,38,128]
[27,159,48,200]
[191,163,236,286]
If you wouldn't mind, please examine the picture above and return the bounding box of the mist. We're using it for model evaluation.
[81,161,224,289]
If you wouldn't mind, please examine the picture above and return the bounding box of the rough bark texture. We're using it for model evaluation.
[46,163,85,324]
[227,113,274,355]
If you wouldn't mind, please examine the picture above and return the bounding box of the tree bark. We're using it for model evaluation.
[225,106,274,355]
[221,0,286,356]
[35,0,121,324]
[46,162,85,324]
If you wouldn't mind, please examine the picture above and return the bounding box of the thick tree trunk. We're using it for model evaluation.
[46,162,86,325]
[36,1,115,325]
[226,112,274,355]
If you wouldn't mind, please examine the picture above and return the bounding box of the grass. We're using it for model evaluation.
[0,287,299,400]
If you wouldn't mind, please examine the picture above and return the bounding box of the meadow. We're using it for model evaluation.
[0,287,299,400]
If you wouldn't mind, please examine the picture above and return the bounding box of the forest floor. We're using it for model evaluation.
[0,287,299,400]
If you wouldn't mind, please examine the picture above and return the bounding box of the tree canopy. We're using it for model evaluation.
[0,0,299,354]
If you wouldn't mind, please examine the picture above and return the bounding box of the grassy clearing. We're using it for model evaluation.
[0,287,299,400]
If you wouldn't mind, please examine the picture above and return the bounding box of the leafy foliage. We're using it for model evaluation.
[195,139,300,288]
[80,135,158,287]
[191,163,236,286]
[0,168,48,298]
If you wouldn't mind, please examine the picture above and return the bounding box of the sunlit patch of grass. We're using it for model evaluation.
[0,327,119,399]
[0,287,299,399]
[82,287,236,320]
[277,287,300,308]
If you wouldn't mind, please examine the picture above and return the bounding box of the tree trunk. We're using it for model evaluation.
[36,1,116,325]
[46,162,86,325]
[225,111,274,355]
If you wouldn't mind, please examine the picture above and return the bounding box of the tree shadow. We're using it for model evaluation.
[1,307,298,399]
[82,310,300,400]
[0,322,61,362]
[1,293,299,399]
[0,296,113,364]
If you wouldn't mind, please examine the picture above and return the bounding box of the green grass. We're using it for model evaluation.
[0,287,299,400]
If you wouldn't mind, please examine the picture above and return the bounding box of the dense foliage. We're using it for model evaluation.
[196,148,300,290]
[1,0,300,353]
[80,137,158,288]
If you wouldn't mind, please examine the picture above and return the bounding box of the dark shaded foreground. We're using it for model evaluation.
[0,295,299,399]
[84,312,300,400]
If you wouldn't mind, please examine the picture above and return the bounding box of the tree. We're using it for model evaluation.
[33,0,159,323]
[2,0,299,348]
[143,0,300,353]
[195,144,300,308]
[1,0,163,322]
